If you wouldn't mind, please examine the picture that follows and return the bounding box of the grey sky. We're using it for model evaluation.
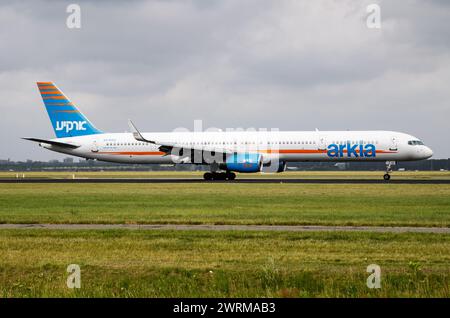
[0,0,449,160]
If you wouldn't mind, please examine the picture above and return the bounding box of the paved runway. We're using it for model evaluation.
[0,223,448,233]
[1,178,449,184]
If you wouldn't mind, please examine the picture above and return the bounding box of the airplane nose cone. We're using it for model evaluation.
[424,147,433,159]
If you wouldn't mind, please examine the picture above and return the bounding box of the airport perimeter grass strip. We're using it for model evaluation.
[0,229,449,297]
[1,183,449,227]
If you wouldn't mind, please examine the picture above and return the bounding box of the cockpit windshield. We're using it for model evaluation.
[408,140,424,146]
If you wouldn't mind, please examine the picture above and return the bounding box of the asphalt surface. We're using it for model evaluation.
[1,178,449,184]
[0,223,448,233]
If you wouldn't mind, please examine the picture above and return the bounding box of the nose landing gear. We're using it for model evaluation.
[383,161,396,181]
[203,172,236,181]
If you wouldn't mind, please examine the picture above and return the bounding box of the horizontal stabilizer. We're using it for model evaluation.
[22,137,80,149]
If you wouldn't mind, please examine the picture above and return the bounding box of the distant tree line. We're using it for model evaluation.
[0,158,448,172]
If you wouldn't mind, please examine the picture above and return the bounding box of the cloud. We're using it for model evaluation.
[0,0,449,160]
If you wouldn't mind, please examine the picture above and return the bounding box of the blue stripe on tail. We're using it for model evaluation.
[37,82,102,138]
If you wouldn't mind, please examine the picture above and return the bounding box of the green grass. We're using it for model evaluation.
[0,229,448,297]
[0,183,449,227]
[1,170,450,179]
[1,178,448,297]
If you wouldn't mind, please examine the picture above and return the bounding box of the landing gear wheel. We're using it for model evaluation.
[384,161,396,181]
[215,173,226,181]
[204,172,236,181]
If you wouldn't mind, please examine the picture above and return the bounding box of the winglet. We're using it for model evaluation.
[128,119,155,144]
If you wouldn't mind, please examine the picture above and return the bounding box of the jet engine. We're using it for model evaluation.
[220,153,262,173]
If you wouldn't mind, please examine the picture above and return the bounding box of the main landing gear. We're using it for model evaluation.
[203,172,236,181]
[383,161,396,181]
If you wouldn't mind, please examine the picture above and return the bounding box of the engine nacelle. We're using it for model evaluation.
[276,161,287,173]
[263,160,287,173]
[221,153,262,173]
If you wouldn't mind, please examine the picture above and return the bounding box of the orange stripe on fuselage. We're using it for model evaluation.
[330,149,397,154]
[97,151,166,156]
[257,149,396,154]
[261,149,326,154]
[95,149,397,156]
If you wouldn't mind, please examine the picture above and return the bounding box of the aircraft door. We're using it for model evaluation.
[91,140,99,153]
[318,135,327,151]
[389,136,398,151]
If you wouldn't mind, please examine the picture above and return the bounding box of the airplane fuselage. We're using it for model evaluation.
[40,130,433,164]
[27,82,434,180]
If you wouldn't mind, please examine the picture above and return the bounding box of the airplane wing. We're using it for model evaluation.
[128,120,233,156]
[22,137,80,149]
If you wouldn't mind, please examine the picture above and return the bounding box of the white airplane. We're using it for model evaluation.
[24,82,433,181]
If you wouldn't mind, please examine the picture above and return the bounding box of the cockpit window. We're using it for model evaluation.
[408,140,424,146]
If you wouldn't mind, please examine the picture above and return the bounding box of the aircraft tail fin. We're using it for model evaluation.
[37,82,102,138]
